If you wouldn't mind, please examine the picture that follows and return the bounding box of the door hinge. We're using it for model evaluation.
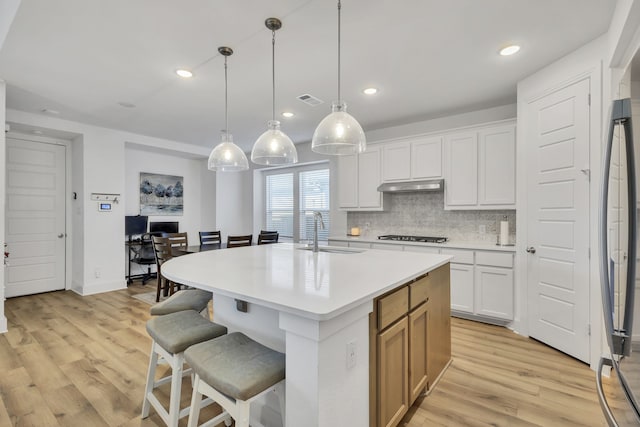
[588,94,591,106]
[588,247,590,259]
[588,324,591,336]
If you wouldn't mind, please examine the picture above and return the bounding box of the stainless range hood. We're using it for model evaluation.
[377,179,444,193]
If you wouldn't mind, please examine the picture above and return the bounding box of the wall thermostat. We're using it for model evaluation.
[98,202,112,212]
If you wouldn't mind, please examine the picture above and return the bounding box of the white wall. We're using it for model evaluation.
[124,145,214,244]
[0,81,7,332]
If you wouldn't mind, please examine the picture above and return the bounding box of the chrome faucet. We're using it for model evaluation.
[312,211,325,252]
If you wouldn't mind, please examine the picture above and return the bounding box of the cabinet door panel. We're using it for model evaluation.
[358,148,382,208]
[409,303,428,404]
[338,154,358,208]
[412,136,442,179]
[450,263,474,313]
[378,317,409,427]
[444,132,478,206]
[383,142,411,182]
[475,266,513,320]
[479,125,515,206]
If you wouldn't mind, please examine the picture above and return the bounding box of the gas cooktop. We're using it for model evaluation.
[378,235,448,243]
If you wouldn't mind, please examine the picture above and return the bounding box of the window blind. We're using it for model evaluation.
[299,169,330,242]
[265,173,294,238]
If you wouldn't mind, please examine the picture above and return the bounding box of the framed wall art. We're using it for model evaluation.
[140,172,184,215]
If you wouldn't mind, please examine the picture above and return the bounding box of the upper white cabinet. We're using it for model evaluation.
[338,145,386,210]
[444,122,516,210]
[382,136,442,182]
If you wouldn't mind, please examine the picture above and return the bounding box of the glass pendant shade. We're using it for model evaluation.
[207,132,249,172]
[312,101,366,155]
[251,120,298,165]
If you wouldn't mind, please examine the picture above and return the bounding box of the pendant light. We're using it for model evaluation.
[311,0,366,155]
[208,46,249,172]
[251,18,298,165]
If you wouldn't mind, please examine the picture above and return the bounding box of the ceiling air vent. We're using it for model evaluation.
[297,93,324,106]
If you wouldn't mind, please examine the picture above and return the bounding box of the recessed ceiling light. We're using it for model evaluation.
[363,87,378,95]
[176,69,193,78]
[41,108,60,115]
[499,45,520,56]
[118,101,136,108]
[282,112,294,118]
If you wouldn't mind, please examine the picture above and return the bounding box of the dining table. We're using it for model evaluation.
[171,243,223,257]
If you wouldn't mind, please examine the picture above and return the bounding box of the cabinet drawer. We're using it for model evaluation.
[372,242,403,251]
[476,251,513,268]
[378,286,409,330]
[403,245,440,254]
[349,241,372,249]
[440,248,474,264]
[409,274,430,310]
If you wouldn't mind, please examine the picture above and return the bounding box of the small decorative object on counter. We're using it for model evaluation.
[4,243,9,266]
[350,227,360,236]
[499,215,509,246]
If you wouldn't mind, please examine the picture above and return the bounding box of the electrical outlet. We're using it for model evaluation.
[479,225,486,234]
[346,341,357,369]
[94,268,101,278]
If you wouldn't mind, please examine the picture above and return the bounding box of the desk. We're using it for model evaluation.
[161,243,451,427]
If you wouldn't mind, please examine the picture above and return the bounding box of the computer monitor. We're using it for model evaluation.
[125,215,148,237]
[149,221,179,234]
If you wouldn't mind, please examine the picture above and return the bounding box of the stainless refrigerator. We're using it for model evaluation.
[598,97,640,426]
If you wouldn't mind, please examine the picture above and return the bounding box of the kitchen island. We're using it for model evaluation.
[161,243,451,427]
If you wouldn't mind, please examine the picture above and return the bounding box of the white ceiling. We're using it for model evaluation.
[0,0,616,152]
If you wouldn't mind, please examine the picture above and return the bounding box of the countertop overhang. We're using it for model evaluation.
[161,243,451,321]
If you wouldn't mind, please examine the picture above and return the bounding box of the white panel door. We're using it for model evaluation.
[526,78,590,362]
[5,138,66,297]
[444,132,478,206]
[338,154,358,208]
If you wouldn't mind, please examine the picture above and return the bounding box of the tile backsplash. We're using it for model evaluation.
[346,192,516,244]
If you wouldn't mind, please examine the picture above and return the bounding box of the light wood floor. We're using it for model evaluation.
[0,283,617,426]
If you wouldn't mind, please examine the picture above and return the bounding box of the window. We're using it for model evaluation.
[264,165,330,242]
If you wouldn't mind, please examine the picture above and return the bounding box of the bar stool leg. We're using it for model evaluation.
[236,400,251,427]
[168,352,185,427]
[187,374,203,427]
[142,342,159,418]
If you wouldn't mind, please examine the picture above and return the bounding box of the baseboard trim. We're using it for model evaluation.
[0,315,7,333]
[71,280,127,296]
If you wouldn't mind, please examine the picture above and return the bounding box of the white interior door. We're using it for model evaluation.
[525,78,591,363]
[5,138,66,297]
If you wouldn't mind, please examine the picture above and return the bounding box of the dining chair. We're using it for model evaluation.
[226,234,253,248]
[199,231,222,246]
[151,235,182,302]
[164,232,188,249]
[257,232,279,245]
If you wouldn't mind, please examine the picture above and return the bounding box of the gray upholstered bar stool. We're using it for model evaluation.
[142,310,227,427]
[185,332,286,427]
[150,289,212,319]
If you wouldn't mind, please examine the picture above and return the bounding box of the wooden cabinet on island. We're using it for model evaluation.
[369,263,451,427]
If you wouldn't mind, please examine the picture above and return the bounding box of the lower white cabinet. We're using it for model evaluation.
[450,263,474,313]
[474,266,513,320]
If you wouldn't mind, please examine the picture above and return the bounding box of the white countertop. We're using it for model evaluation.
[161,243,451,321]
[328,235,516,252]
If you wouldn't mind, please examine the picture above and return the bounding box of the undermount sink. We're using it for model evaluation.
[297,246,365,254]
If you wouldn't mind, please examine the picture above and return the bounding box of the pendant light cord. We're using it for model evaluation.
[337,0,341,101]
[272,29,276,122]
[224,55,229,134]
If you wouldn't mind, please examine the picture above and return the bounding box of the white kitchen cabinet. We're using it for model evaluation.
[444,122,516,210]
[349,241,372,249]
[478,125,516,206]
[412,136,443,179]
[338,145,386,210]
[475,266,514,320]
[449,263,474,314]
[371,242,404,251]
[402,245,440,254]
[382,137,442,182]
[444,132,478,207]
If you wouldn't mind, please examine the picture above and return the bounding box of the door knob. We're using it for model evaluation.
[526,246,536,254]
[57,233,64,238]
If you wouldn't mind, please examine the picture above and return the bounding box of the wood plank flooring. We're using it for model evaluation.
[0,283,616,426]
